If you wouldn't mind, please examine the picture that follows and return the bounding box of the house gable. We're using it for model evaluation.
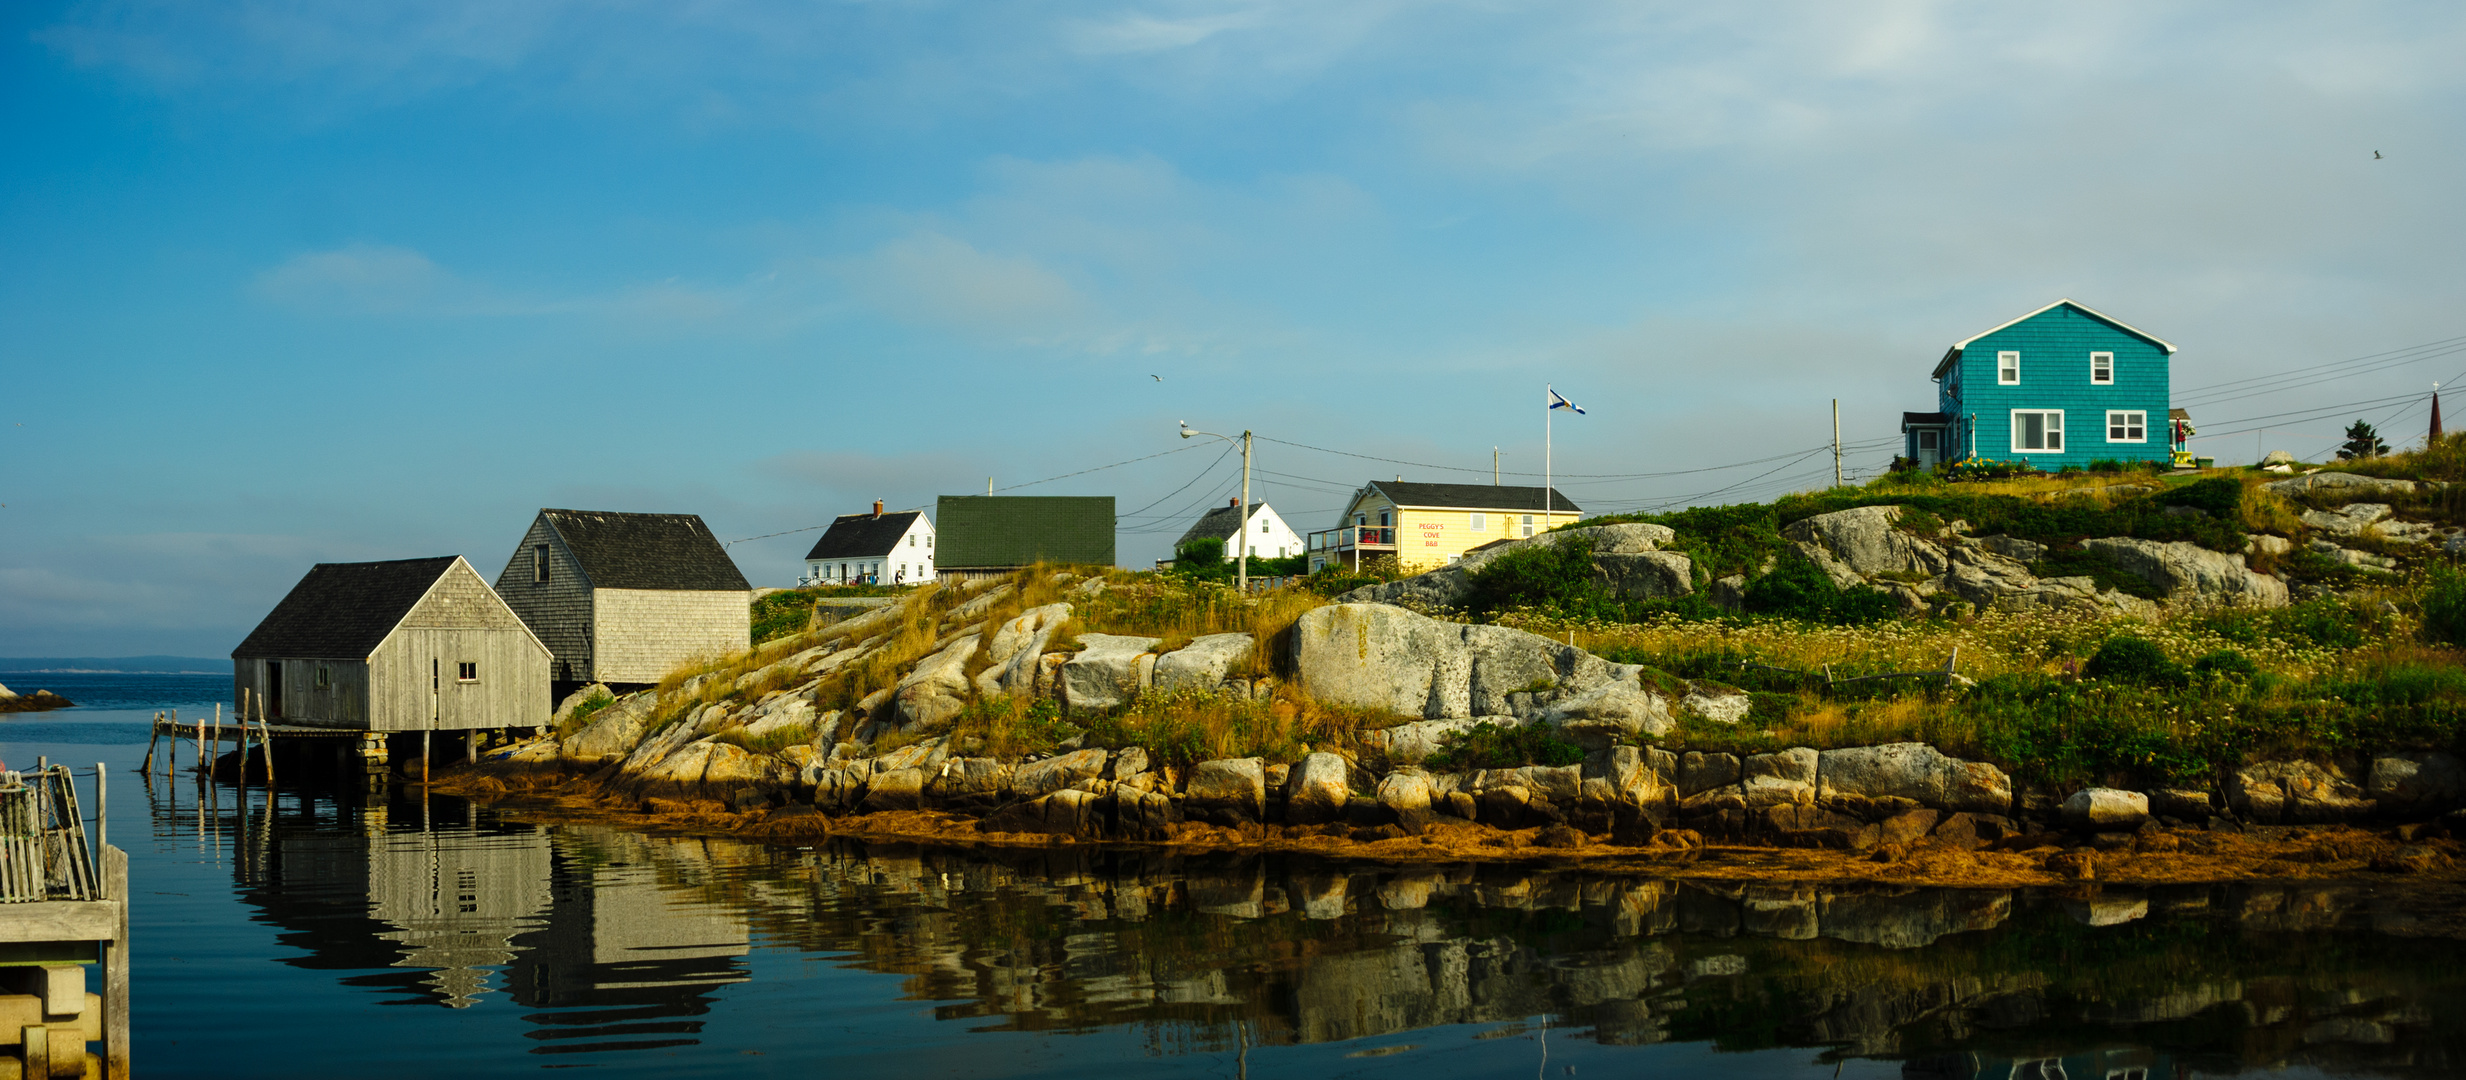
[494,513,596,681]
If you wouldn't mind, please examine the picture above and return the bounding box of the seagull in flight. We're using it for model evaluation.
[2375,151,2383,159]
[1150,374,1163,381]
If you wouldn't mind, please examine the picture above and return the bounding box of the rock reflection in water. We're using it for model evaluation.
[210,794,2466,1076]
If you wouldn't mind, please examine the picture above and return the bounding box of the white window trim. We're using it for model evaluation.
[2106,409,2148,443]
[1469,512,1485,532]
[2090,351,2114,385]
[1998,351,2021,385]
[2010,409,2065,453]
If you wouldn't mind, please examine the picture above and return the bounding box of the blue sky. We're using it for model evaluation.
[4,1,2462,657]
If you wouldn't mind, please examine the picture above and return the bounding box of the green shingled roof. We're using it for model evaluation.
[935,496,1115,569]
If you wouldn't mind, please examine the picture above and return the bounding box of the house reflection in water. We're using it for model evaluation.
[237,802,749,1055]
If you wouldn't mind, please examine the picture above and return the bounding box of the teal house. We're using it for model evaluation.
[1901,299,2176,469]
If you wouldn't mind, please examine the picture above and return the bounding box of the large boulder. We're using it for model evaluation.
[1186,758,1267,824]
[1292,604,1473,718]
[1590,551,1695,599]
[1740,748,1817,809]
[561,692,657,764]
[1783,505,1950,578]
[893,636,980,730]
[1059,634,1161,711]
[701,743,797,801]
[2263,471,2418,500]
[1334,566,1475,609]
[2062,788,2149,829]
[1815,743,2012,814]
[2079,537,2288,607]
[1284,752,1351,825]
[2300,503,2393,537]
[1011,748,1109,798]
[1540,680,1675,744]
[2232,760,2372,824]
[1579,746,1674,834]
[1293,604,1606,721]
[1151,633,1256,692]
[631,741,715,800]
[1378,769,1436,831]
[974,603,1072,697]
[2368,751,2466,815]
[1360,717,1500,764]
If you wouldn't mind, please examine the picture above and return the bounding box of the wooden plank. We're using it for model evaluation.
[104,846,125,1080]
[0,904,116,945]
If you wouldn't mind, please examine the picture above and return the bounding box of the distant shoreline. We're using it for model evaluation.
[0,659,223,675]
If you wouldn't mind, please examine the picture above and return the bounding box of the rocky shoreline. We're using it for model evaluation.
[0,682,73,713]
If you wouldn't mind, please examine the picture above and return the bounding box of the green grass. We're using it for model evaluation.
[1426,721,1587,769]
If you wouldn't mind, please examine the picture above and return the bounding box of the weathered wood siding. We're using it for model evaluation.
[591,588,751,684]
[231,658,369,727]
[368,628,551,731]
[493,515,596,682]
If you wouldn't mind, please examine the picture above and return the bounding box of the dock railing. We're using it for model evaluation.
[0,765,103,904]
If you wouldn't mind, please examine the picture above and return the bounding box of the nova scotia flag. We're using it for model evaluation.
[1548,388,1585,414]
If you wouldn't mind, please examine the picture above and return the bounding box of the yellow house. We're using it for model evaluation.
[1307,481,1582,573]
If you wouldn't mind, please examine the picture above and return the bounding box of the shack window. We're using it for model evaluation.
[457,662,478,682]
[1522,514,1535,537]
[532,544,549,583]
[313,664,332,689]
[2090,351,2114,384]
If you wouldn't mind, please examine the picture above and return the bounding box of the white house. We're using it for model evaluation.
[1176,499,1305,561]
[802,502,935,586]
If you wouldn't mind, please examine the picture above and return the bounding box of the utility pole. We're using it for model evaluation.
[1179,422,1253,592]
[1493,447,1500,485]
[1832,399,1842,488]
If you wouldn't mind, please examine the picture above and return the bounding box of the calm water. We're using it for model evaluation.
[4,674,2464,1078]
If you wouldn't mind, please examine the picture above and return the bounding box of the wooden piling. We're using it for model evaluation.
[259,720,277,789]
[139,717,158,776]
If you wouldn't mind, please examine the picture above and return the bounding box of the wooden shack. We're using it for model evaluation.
[231,556,551,731]
[493,509,752,693]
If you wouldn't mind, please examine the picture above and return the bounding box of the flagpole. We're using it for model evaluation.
[1545,384,1553,522]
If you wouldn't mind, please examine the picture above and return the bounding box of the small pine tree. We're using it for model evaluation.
[2338,420,2390,460]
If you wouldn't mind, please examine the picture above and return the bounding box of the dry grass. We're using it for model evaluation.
[1086,684,1411,767]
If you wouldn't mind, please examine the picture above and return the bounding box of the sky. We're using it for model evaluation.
[3,0,2462,658]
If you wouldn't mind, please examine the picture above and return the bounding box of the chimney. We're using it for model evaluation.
[1229,496,1239,509]
[873,500,884,518]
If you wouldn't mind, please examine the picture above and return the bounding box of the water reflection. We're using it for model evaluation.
[149,779,2466,1076]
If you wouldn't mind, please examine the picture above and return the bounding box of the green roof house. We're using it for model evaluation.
[934,496,1116,582]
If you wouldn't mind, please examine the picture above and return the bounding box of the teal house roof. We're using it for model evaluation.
[1931,298,2176,381]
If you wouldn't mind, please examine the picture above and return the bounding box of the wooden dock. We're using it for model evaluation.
[0,765,129,1078]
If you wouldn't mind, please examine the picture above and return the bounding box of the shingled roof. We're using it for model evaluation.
[1175,502,1266,548]
[539,509,750,591]
[232,557,460,659]
[1367,481,1580,514]
[936,496,1115,569]
[805,511,923,561]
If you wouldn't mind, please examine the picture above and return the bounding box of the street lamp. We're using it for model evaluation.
[1179,421,1254,592]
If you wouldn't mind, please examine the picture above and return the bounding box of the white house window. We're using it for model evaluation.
[1521,514,1535,537]
[2090,351,2114,384]
[925,535,932,548]
[1998,351,2020,385]
[1259,519,1269,533]
[2011,409,2064,453]
[909,535,917,547]
[457,662,478,682]
[1469,512,1486,532]
[2107,410,2147,442]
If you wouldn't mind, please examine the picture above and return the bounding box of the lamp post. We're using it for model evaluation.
[1179,422,1252,592]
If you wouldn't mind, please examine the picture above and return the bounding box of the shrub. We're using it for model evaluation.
[751,590,818,644]
[2083,637,2185,686]
[1741,551,1901,624]
[553,688,616,738]
[2422,563,2466,647]
[2029,548,2164,600]
[1426,721,1587,769]
[2192,648,2258,682]
[1465,534,1609,618]
[1175,536,1226,567]
[2158,477,2244,518]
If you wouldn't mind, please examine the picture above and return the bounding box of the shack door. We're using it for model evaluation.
[264,661,283,719]
[1915,429,1942,468]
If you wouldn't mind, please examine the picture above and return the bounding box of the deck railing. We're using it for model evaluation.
[1306,526,1397,552]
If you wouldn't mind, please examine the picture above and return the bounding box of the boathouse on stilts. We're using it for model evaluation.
[227,556,551,789]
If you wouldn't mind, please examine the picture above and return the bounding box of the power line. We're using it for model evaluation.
[2173,332,2466,404]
